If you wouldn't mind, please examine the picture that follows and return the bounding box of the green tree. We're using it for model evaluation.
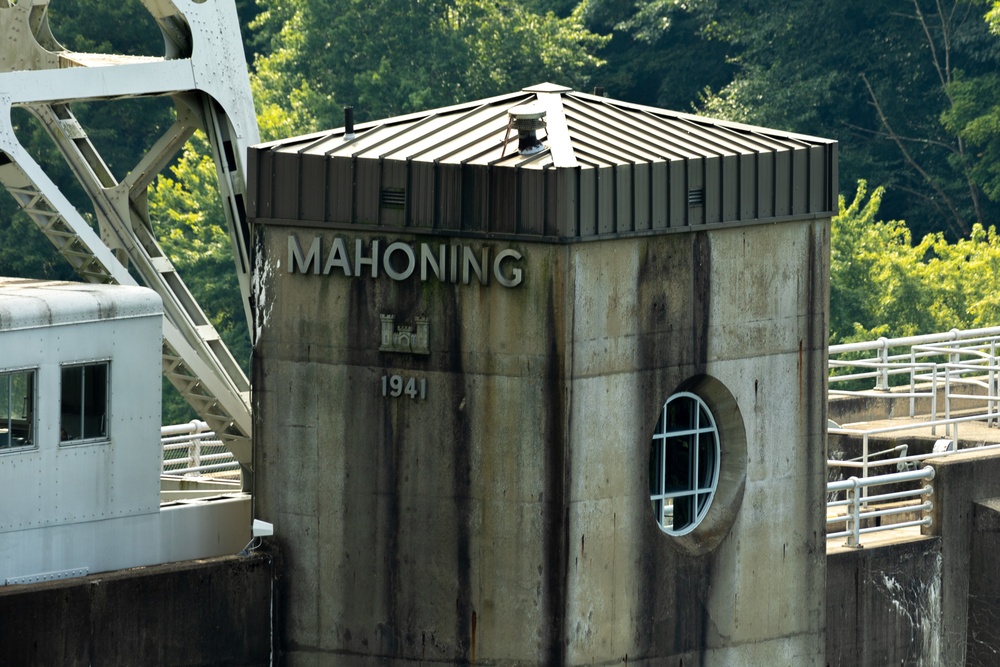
[831,180,1000,344]
[989,0,1000,31]
[250,0,607,129]
[695,0,1000,240]
[581,0,734,110]
[942,71,1000,206]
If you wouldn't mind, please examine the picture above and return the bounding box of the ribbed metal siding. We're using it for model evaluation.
[301,154,325,222]
[251,146,837,239]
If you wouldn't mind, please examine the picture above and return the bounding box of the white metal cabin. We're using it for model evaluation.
[0,278,248,585]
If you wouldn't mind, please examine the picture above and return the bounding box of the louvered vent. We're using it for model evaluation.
[688,188,704,207]
[381,188,405,209]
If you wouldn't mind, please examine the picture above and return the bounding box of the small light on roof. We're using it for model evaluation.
[509,103,547,155]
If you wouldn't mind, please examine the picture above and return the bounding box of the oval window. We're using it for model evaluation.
[649,391,721,535]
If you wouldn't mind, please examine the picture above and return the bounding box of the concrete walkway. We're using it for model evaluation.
[835,414,1000,446]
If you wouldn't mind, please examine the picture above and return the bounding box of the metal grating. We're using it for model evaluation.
[688,188,705,207]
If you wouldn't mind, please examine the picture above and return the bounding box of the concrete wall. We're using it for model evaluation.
[826,537,942,667]
[254,218,829,665]
[967,499,1000,664]
[558,223,829,666]
[0,554,273,667]
[926,449,1000,665]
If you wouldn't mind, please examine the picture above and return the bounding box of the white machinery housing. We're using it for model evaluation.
[0,278,249,584]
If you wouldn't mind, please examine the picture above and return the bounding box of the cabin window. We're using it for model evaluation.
[649,391,720,535]
[0,369,35,451]
[61,362,109,443]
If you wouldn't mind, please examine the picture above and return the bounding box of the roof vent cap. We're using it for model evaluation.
[509,103,547,155]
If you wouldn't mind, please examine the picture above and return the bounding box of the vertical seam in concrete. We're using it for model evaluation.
[542,247,569,664]
[692,231,711,372]
[561,245,577,664]
[449,289,473,665]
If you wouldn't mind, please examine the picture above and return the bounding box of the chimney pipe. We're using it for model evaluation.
[508,103,546,156]
[344,106,355,141]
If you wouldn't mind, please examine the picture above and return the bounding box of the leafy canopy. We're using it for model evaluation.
[831,180,1000,344]
[250,0,607,134]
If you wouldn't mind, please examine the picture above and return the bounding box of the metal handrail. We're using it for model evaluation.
[830,327,1000,355]
[830,327,1000,401]
[828,412,1000,479]
[833,446,966,470]
[827,466,935,548]
[160,420,239,479]
[824,330,1000,545]
[830,329,1000,441]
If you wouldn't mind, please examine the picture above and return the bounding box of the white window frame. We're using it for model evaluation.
[650,391,721,535]
[0,367,36,453]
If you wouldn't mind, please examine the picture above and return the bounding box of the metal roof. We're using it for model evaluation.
[0,278,162,331]
[250,83,838,241]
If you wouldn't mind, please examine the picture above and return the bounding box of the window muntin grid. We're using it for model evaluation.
[0,369,35,452]
[649,391,720,535]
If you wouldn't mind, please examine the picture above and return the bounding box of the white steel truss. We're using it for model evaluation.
[0,0,259,476]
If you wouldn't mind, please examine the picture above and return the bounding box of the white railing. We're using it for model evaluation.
[829,326,1000,422]
[826,328,1000,545]
[829,327,1000,478]
[161,420,240,479]
[826,412,998,482]
[827,466,935,548]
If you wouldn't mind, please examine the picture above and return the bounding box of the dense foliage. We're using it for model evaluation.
[831,181,1000,344]
[4,0,1000,422]
[250,0,607,136]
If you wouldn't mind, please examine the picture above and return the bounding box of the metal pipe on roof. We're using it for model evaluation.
[344,106,355,141]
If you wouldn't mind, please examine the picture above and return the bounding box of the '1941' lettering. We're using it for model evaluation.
[381,374,427,400]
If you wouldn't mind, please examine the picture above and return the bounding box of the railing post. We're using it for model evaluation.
[922,483,934,535]
[945,367,952,438]
[875,338,890,391]
[193,435,202,470]
[844,478,862,548]
[931,366,939,436]
[991,339,998,428]
[861,432,870,502]
[192,419,206,471]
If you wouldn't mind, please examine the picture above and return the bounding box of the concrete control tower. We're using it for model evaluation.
[248,83,837,666]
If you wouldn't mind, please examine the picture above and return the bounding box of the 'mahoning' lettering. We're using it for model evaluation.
[287,234,524,288]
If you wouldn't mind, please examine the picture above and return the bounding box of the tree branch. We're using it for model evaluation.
[861,72,969,236]
[840,121,963,155]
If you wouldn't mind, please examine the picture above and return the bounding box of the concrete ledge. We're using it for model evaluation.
[0,554,274,667]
